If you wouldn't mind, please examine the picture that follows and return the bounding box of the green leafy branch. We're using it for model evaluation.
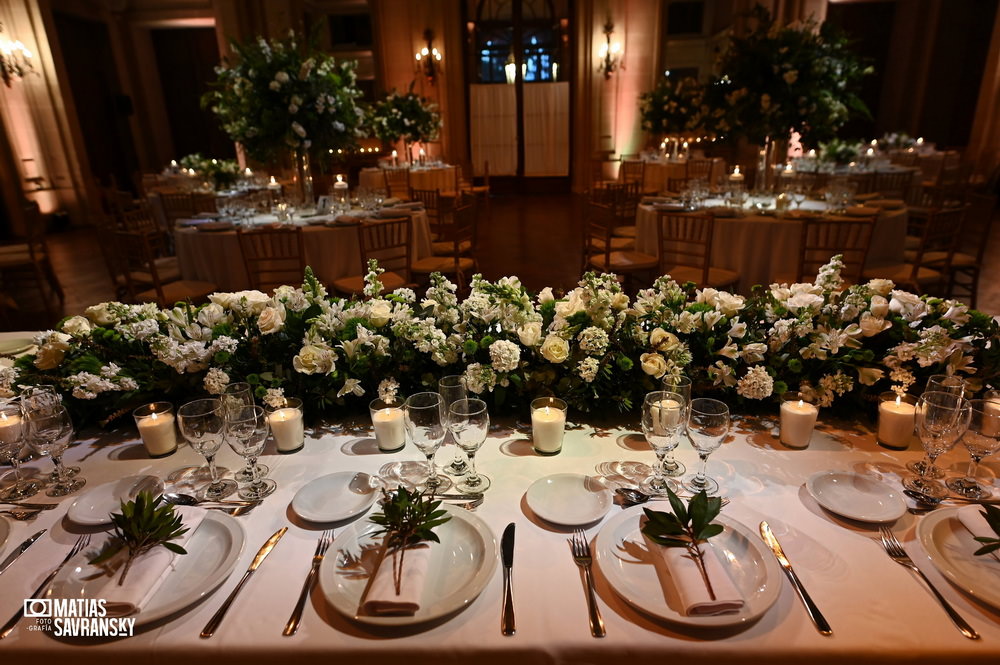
[369,487,451,594]
[973,504,1000,557]
[641,488,724,599]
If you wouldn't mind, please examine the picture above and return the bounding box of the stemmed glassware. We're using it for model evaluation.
[222,382,266,482]
[24,404,85,497]
[403,392,451,492]
[177,399,237,500]
[640,391,687,495]
[659,375,692,477]
[438,375,469,476]
[944,400,1000,499]
[225,404,275,500]
[0,400,41,500]
[903,391,971,499]
[907,374,966,478]
[448,398,491,494]
[790,183,806,210]
[683,398,730,496]
[21,385,80,479]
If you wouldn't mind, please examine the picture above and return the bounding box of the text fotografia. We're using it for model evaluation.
[23,599,136,637]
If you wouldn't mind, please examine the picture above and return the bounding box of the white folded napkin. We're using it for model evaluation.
[957,504,997,542]
[83,506,205,617]
[642,529,745,616]
[360,542,432,616]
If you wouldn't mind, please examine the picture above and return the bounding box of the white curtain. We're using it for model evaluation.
[470,84,517,176]
[523,82,569,177]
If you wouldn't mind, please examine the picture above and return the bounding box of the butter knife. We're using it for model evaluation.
[200,526,287,638]
[500,522,515,636]
[0,529,46,575]
[759,521,832,636]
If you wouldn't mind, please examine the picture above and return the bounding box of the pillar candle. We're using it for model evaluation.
[135,409,177,458]
[372,407,405,452]
[269,407,304,453]
[0,411,22,444]
[780,398,819,449]
[531,403,566,455]
[878,394,917,450]
[651,398,682,435]
[729,166,744,183]
[982,399,1000,438]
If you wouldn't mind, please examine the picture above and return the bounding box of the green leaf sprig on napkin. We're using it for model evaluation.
[369,487,451,595]
[641,488,725,599]
[973,505,1000,557]
[89,491,190,586]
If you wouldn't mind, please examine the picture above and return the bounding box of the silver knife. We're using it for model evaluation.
[759,521,832,636]
[501,522,515,636]
[200,526,287,638]
[0,529,46,575]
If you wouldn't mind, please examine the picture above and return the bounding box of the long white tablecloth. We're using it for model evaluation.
[1,402,999,663]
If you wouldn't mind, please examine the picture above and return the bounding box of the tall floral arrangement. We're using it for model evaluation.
[367,86,442,147]
[202,31,365,163]
[705,5,872,144]
[177,154,241,190]
[638,76,709,137]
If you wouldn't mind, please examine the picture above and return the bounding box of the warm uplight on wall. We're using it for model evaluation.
[598,18,622,79]
[415,29,442,84]
[0,23,33,87]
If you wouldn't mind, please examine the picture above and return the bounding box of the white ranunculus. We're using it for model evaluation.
[34,333,71,370]
[640,352,668,378]
[368,300,392,327]
[61,316,91,337]
[84,303,117,326]
[611,292,630,310]
[517,322,542,347]
[649,328,680,352]
[869,295,889,318]
[257,305,286,335]
[539,335,570,364]
[554,290,586,319]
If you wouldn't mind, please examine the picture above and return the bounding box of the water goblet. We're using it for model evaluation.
[21,385,79,479]
[907,374,967,477]
[945,400,1000,499]
[226,404,275,500]
[24,404,85,497]
[177,399,237,500]
[403,392,451,492]
[438,375,469,476]
[791,184,806,210]
[640,391,686,495]
[658,375,692,477]
[449,398,491,494]
[222,382,267,482]
[0,400,40,500]
[903,391,971,499]
[682,398,730,496]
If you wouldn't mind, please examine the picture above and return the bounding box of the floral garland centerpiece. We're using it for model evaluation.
[367,85,441,164]
[638,75,711,156]
[177,153,241,191]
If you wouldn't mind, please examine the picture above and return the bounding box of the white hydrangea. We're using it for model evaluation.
[577,357,600,383]
[203,367,230,395]
[463,363,497,394]
[736,365,773,400]
[377,378,400,404]
[263,388,286,408]
[489,340,521,373]
[577,327,609,356]
[0,359,19,398]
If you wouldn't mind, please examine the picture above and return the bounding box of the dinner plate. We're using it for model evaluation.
[66,475,164,526]
[806,471,906,523]
[595,505,782,627]
[47,511,245,626]
[0,338,34,356]
[525,473,613,526]
[291,471,378,523]
[917,506,1000,611]
[0,517,9,551]
[319,504,498,625]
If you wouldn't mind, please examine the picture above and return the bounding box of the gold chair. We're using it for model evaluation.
[620,160,646,189]
[941,194,996,307]
[383,169,411,200]
[413,200,477,290]
[156,191,197,223]
[793,215,875,285]
[873,169,918,201]
[686,158,714,182]
[331,217,417,296]
[656,210,738,289]
[0,201,64,317]
[237,226,307,294]
[583,201,657,277]
[115,229,215,306]
[865,206,966,293]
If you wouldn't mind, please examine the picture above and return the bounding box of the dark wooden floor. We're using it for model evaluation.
[2,192,998,332]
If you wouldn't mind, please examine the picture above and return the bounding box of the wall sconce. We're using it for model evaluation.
[0,23,33,87]
[415,28,442,84]
[597,18,622,79]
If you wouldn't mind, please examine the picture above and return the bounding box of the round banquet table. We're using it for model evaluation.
[635,202,908,292]
[628,158,727,193]
[359,165,458,193]
[173,211,433,291]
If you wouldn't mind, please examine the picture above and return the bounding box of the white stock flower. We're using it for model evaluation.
[577,357,600,383]
[578,327,610,355]
[263,388,286,408]
[203,367,230,394]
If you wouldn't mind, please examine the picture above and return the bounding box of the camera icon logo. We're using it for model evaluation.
[23,599,52,618]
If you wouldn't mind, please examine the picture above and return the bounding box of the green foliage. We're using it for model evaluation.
[642,488,725,599]
[369,487,451,594]
[973,505,1000,557]
[639,75,710,137]
[366,84,441,145]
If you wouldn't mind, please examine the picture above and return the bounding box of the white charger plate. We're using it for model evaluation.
[917,506,1000,611]
[66,475,164,526]
[806,471,906,523]
[525,473,613,526]
[594,505,781,628]
[0,338,34,356]
[291,471,378,523]
[47,511,245,626]
[319,504,498,625]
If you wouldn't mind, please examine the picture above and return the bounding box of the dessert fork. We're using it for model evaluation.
[283,529,332,636]
[570,528,605,637]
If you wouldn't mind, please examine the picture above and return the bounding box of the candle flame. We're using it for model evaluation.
[150,411,159,421]
[895,396,901,407]
[0,412,7,422]
[797,400,804,408]
[733,166,741,175]
[336,174,344,183]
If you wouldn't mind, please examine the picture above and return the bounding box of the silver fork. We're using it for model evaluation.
[282,529,333,636]
[570,529,606,637]
[0,534,91,639]
[877,526,979,640]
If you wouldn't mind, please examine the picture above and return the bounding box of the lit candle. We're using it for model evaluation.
[779,393,818,449]
[729,165,744,183]
[870,139,878,148]
[418,147,426,165]
[877,393,917,450]
[866,148,874,157]
[244,167,252,177]
[268,401,304,454]
[916,137,924,146]
[783,162,793,174]
[133,402,177,458]
[0,410,22,445]
[651,398,682,435]
[268,176,281,190]
[371,406,406,452]
[531,397,567,455]
[981,399,1000,437]
[334,174,349,191]
[170,159,178,168]
[391,149,398,166]
[807,149,817,158]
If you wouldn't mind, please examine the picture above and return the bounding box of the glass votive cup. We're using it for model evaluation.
[266,397,304,454]
[370,398,406,453]
[531,397,567,456]
[779,391,819,449]
[877,391,918,450]
[132,402,178,458]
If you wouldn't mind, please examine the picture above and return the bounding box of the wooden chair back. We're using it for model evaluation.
[118,204,163,236]
[797,216,875,284]
[383,169,411,199]
[157,191,196,222]
[620,160,645,185]
[889,150,919,167]
[584,200,616,269]
[237,226,307,294]
[958,193,997,266]
[114,229,171,304]
[873,169,917,200]
[656,211,715,285]
[686,158,713,182]
[357,216,412,282]
[909,206,968,282]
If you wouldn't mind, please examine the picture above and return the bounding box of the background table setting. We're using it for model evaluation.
[359,164,459,193]
[1,372,1000,664]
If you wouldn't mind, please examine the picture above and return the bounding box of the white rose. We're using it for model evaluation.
[640,352,668,379]
[198,303,227,328]
[292,345,335,375]
[785,292,824,313]
[208,292,236,309]
[649,328,679,352]
[368,300,392,327]
[539,335,570,364]
[275,71,289,83]
[554,290,586,318]
[714,292,745,317]
[257,305,286,335]
[889,290,927,322]
[34,333,71,370]
[517,322,542,347]
[867,278,894,296]
[611,292,630,310]
[869,295,889,318]
[537,287,555,304]
[61,316,91,337]
[84,303,116,326]
[859,312,890,337]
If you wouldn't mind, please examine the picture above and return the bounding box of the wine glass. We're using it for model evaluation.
[945,400,1000,499]
[24,404,85,497]
[222,382,267,482]
[903,391,971,499]
[226,404,275,500]
[683,398,730,496]
[658,375,692,477]
[449,398,491,494]
[640,391,687,495]
[403,392,451,492]
[438,375,468,476]
[907,374,967,477]
[177,399,237,500]
[21,385,80,479]
[790,183,806,210]
[0,400,41,500]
